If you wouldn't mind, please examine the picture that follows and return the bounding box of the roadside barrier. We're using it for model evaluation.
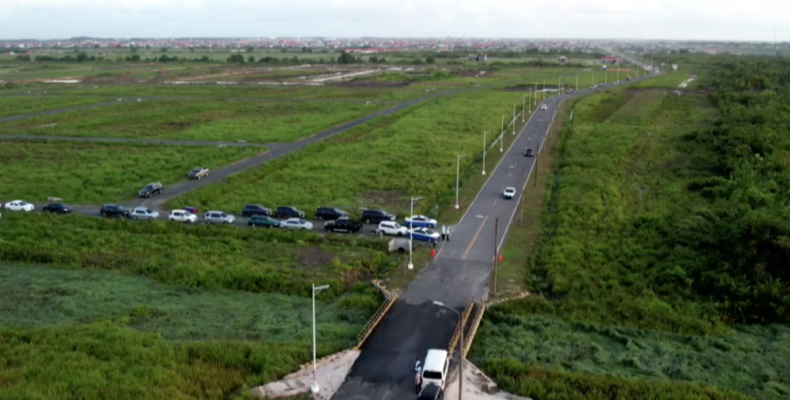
[462,302,487,358]
[355,293,399,349]
[447,300,475,355]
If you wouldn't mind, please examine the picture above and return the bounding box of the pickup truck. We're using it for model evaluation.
[189,167,210,180]
[324,217,363,234]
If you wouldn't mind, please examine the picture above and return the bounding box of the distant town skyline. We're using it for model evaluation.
[0,0,787,42]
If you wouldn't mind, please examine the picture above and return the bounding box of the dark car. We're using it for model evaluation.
[100,204,130,218]
[242,204,272,217]
[188,167,209,180]
[275,206,305,219]
[138,182,163,198]
[248,215,280,228]
[315,207,348,221]
[42,203,72,214]
[418,384,444,400]
[361,209,396,224]
[324,217,363,233]
[524,147,534,157]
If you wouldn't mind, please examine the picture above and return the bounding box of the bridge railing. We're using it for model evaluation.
[355,294,399,349]
[447,300,475,355]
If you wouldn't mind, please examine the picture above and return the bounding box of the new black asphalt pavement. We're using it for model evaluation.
[329,74,661,400]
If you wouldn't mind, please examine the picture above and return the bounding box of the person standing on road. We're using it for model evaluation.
[446,227,451,242]
[441,224,447,241]
[414,358,421,373]
[414,369,422,394]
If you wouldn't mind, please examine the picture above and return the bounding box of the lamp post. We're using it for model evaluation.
[499,115,504,152]
[528,90,532,114]
[533,82,537,106]
[311,283,331,394]
[433,301,464,400]
[408,196,422,269]
[454,154,466,209]
[482,130,489,175]
[512,103,516,135]
[521,94,526,123]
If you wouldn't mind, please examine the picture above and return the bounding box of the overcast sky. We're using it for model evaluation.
[0,0,787,41]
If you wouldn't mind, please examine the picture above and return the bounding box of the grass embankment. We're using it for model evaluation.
[56,84,428,101]
[1,99,383,143]
[0,96,109,117]
[472,58,790,399]
[166,90,534,218]
[631,71,692,88]
[0,264,382,400]
[0,141,261,204]
[0,213,397,297]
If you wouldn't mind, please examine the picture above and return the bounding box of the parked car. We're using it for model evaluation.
[138,182,163,198]
[524,147,534,157]
[4,200,34,212]
[407,227,441,244]
[275,206,305,219]
[42,203,72,214]
[169,209,197,223]
[315,207,348,221]
[242,204,272,217]
[540,104,548,111]
[100,204,130,218]
[248,215,281,228]
[403,215,437,228]
[129,207,159,221]
[203,211,236,224]
[361,209,396,224]
[188,167,209,180]
[372,221,408,236]
[503,187,517,199]
[418,384,444,400]
[281,218,313,230]
[324,217,363,233]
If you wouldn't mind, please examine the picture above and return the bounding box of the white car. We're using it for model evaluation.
[281,218,313,230]
[404,214,437,228]
[375,221,408,236]
[503,187,517,199]
[169,209,197,223]
[129,207,159,221]
[540,104,548,111]
[4,200,34,212]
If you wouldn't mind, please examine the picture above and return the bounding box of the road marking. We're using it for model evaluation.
[462,215,488,260]
[476,215,484,218]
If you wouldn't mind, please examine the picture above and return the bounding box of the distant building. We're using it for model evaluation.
[558,55,567,63]
[601,56,618,64]
[468,53,487,62]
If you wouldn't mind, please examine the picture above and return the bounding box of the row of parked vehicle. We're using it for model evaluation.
[1,200,72,214]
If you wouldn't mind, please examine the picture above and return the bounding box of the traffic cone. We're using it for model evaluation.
[498,253,503,262]
[430,248,436,258]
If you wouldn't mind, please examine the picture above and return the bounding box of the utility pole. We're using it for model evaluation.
[528,90,532,113]
[493,218,498,296]
[482,130,489,175]
[522,94,526,123]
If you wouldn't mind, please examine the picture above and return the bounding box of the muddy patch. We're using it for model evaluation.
[296,247,334,267]
[357,189,408,210]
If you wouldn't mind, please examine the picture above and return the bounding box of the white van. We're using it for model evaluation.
[421,349,449,390]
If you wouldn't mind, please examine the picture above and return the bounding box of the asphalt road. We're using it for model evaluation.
[330,73,661,400]
[0,99,130,123]
[5,92,398,104]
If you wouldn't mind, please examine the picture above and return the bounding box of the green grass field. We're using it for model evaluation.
[0,141,260,204]
[55,84,428,101]
[0,212,397,297]
[165,90,533,217]
[1,99,384,143]
[0,96,110,117]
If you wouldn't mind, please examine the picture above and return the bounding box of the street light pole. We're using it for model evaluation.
[521,94,525,123]
[499,115,504,152]
[311,283,330,395]
[433,301,464,400]
[454,154,465,209]
[512,103,516,135]
[528,90,532,114]
[533,83,537,106]
[482,130,489,175]
[408,196,422,269]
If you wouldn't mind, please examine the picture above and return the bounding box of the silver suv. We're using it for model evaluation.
[203,210,236,224]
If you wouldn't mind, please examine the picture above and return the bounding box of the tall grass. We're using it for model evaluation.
[0,140,260,204]
[1,99,385,143]
[0,213,398,298]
